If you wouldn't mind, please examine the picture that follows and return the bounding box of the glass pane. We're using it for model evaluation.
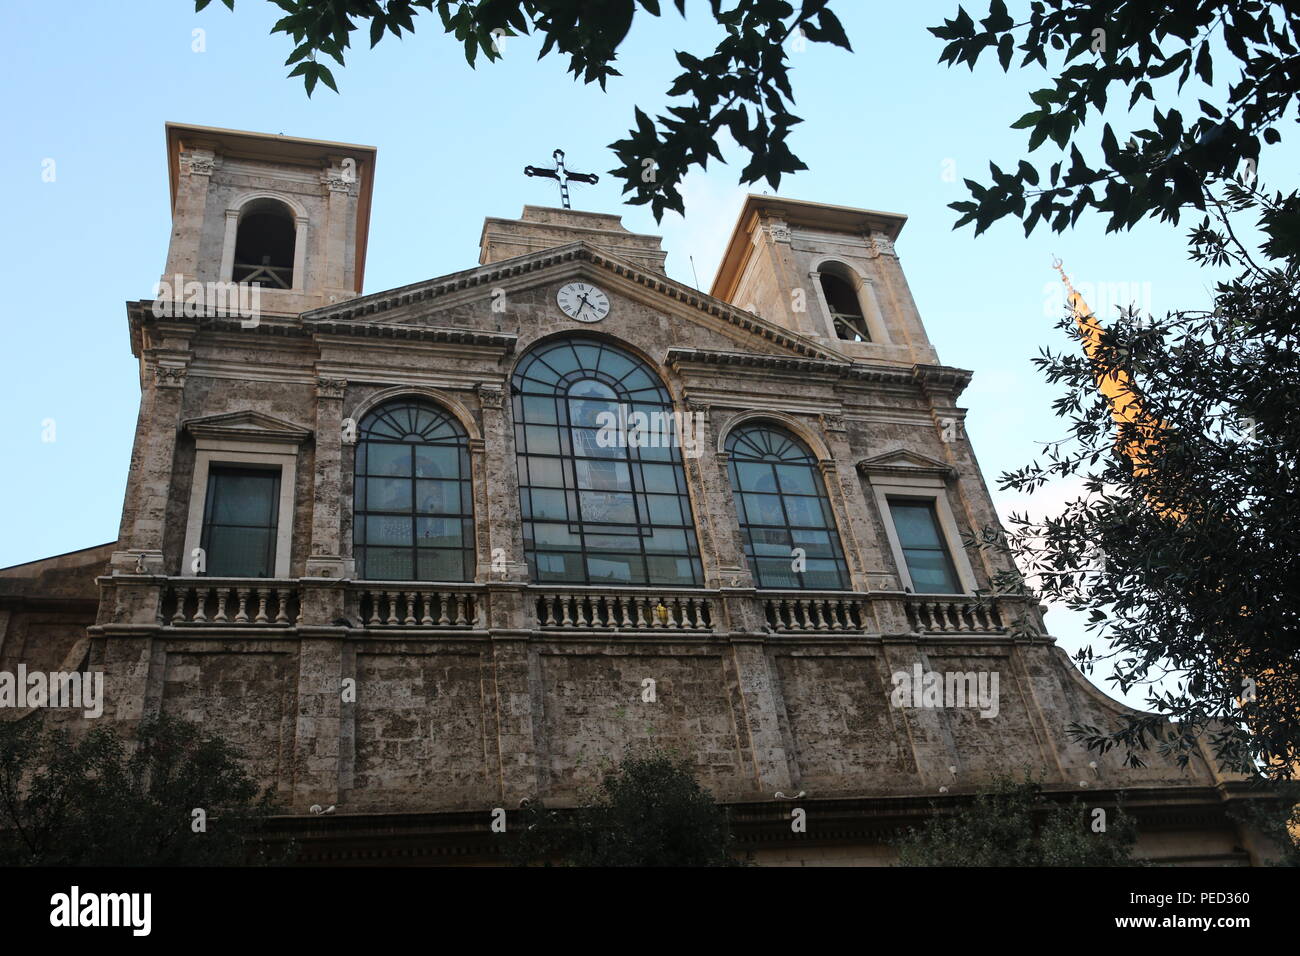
[642,528,688,554]
[534,551,584,582]
[904,548,959,593]
[366,477,411,513]
[522,395,558,424]
[414,445,459,479]
[734,461,777,493]
[575,459,631,492]
[645,555,696,585]
[206,526,270,577]
[366,443,411,477]
[364,547,414,580]
[639,463,679,494]
[583,533,642,553]
[211,472,276,525]
[586,553,644,585]
[803,559,846,589]
[753,557,799,589]
[532,524,581,550]
[416,516,463,549]
[742,493,786,526]
[524,425,562,455]
[527,457,565,488]
[415,479,461,514]
[751,527,793,555]
[529,489,569,521]
[568,397,620,428]
[646,494,684,525]
[890,501,944,548]
[367,515,413,546]
[570,427,621,459]
[580,491,636,524]
[418,549,463,582]
[775,464,817,495]
[784,495,828,528]
[791,528,834,557]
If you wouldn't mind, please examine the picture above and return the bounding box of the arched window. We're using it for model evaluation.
[512,337,702,586]
[726,423,849,590]
[820,270,870,342]
[233,198,295,289]
[353,399,474,581]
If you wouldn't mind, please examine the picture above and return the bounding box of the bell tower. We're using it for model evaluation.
[710,195,941,366]
[160,122,377,315]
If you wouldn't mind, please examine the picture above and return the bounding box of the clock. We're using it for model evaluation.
[556,282,610,323]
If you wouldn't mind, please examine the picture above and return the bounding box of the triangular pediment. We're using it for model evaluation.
[184,410,311,444]
[301,241,849,364]
[856,449,954,479]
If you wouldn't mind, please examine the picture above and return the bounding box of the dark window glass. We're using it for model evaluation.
[820,271,870,342]
[512,337,702,586]
[888,498,961,594]
[353,400,475,581]
[201,466,280,577]
[725,424,849,590]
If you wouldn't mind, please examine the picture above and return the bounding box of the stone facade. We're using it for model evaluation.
[0,125,1274,865]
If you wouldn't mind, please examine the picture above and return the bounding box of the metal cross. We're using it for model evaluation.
[523,148,599,210]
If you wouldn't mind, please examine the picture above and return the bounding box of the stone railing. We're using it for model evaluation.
[162,579,300,626]
[762,592,871,633]
[904,595,1006,634]
[350,584,484,628]
[532,587,715,632]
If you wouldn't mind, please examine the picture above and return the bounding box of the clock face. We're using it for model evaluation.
[556,282,610,323]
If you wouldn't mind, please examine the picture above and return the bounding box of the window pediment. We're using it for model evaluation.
[184,411,311,446]
[856,450,954,481]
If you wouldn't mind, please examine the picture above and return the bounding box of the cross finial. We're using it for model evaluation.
[523,148,599,209]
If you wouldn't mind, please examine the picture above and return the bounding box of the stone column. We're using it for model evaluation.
[475,382,528,587]
[113,354,189,575]
[728,639,794,794]
[304,377,348,583]
[162,148,216,284]
[292,631,345,810]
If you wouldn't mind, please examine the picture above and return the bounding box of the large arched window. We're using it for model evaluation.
[512,337,702,586]
[353,399,474,581]
[726,423,849,590]
[233,198,295,289]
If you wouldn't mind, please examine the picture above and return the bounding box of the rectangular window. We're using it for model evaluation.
[200,466,281,577]
[888,497,960,594]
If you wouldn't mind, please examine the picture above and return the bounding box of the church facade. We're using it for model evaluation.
[0,123,1270,865]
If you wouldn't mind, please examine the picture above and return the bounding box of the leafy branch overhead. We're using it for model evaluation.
[932,1,1300,243]
[196,1,850,221]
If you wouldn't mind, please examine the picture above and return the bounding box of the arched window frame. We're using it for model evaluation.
[511,336,703,587]
[810,259,890,345]
[724,421,850,591]
[220,192,308,291]
[352,398,476,582]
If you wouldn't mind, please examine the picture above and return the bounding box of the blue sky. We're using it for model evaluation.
[2,1,1291,706]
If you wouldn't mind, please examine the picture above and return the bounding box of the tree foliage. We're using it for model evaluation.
[932,0,1300,254]
[991,185,1300,778]
[892,775,1140,866]
[510,748,742,866]
[197,0,851,221]
[0,713,283,865]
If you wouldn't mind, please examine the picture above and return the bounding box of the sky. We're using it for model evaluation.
[2,1,1292,708]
